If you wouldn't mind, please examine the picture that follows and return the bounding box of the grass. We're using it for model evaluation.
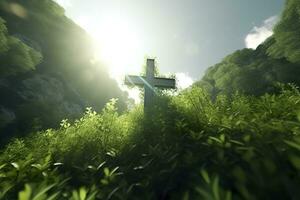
[1,84,300,199]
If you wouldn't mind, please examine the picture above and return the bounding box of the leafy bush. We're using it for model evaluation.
[1,86,300,199]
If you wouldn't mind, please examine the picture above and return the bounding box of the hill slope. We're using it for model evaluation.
[0,86,300,199]
[0,0,128,140]
[197,0,300,96]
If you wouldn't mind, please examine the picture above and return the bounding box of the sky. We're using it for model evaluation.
[55,0,284,101]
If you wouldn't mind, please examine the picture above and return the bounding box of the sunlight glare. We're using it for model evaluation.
[91,17,143,79]
[77,15,146,103]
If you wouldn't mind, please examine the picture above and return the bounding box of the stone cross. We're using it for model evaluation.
[125,59,176,110]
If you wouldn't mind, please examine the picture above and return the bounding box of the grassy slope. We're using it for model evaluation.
[1,85,300,200]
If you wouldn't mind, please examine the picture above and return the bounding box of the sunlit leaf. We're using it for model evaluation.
[110,167,119,176]
[104,168,110,177]
[18,184,32,200]
[79,187,87,200]
[53,163,63,166]
[0,164,6,170]
[31,164,42,170]
[11,162,20,170]
[97,161,106,170]
[220,134,225,142]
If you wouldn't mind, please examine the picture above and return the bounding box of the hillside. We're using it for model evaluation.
[197,0,300,97]
[0,86,300,199]
[0,0,128,141]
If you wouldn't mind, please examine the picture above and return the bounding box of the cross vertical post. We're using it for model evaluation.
[144,59,155,111]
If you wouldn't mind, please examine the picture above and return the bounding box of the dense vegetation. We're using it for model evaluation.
[197,0,300,97]
[1,0,300,199]
[0,0,128,142]
[0,85,300,199]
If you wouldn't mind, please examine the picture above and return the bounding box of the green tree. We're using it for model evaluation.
[267,0,300,63]
[0,17,42,77]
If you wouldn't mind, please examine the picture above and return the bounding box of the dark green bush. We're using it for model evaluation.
[1,86,300,199]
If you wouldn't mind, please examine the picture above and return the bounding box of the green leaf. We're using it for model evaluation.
[47,192,60,200]
[225,191,232,200]
[33,183,56,200]
[104,168,110,177]
[18,184,32,200]
[201,169,210,184]
[285,140,300,151]
[220,134,225,142]
[53,163,63,166]
[182,191,189,200]
[107,187,119,200]
[230,140,244,146]
[212,176,220,200]
[0,183,13,199]
[86,191,97,200]
[106,150,116,157]
[72,190,80,200]
[195,187,212,200]
[0,164,6,170]
[288,155,300,170]
[101,179,109,185]
[97,161,106,170]
[87,165,96,170]
[11,162,20,170]
[31,164,42,170]
[110,167,119,176]
[209,136,222,144]
[79,187,87,200]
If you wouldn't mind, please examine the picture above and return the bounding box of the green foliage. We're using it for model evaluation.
[199,0,300,96]
[0,17,42,77]
[0,17,8,53]
[267,0,300,63]
[0,86,300,199]
[0,0,127,139]
[200,40,300,96]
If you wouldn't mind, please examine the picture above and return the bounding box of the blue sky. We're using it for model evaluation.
[55,0,284,88]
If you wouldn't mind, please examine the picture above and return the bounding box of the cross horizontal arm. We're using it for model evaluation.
[154,78,176,88]
[124,75,147,87]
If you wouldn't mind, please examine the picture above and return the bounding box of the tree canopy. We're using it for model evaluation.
[198,0,300,96]
[0,17,42,77]
[267,0,300,64]
[0,0,128,140]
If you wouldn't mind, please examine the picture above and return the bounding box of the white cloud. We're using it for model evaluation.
[245,16,278,49]
[54,0,72,8]
[176,72,194,90]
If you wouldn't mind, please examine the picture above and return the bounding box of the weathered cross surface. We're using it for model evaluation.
[125,59,176,110]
